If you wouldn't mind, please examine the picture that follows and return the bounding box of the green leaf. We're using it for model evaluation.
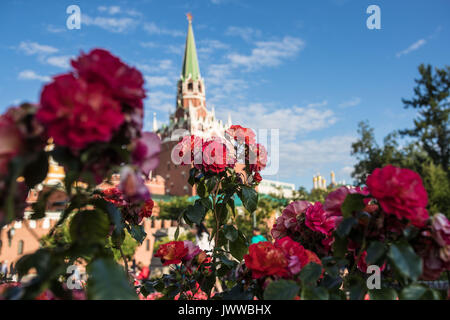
[129,224,147,244]
[238,186,258,213]
[174,225,180,240]
[264,280,299,300]
[87,258,137,300]
[347,275,367,300]
[23,151,49,189]
[366,241,386,265]
[301,285,329,300]
[369,288,398,300]
[341,193,366,218]
[197,180,208,198]
[15,249,51,278]
[69,209,110,244]
[185,202,206,225]
[299,262,322,285]
[223,224,238,242]
[388,242,422,281]
[229,231,248,261]
[332,236,348,258]
[399,284,427,300]
[335,217,358,238]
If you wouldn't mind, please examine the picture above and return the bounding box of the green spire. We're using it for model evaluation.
[181,14,200,82]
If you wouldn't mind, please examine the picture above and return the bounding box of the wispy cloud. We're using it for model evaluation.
[227,36,305,70]
[18,41,58,55]
[143,22,183,37]
[339,97,361,108]
[82,14,137,33]
[145,76,173,87]
[98,5,121,15]
[396,39,426,58]
[18,70,50,82]
[45,55,73,69]
[225,26,261,42]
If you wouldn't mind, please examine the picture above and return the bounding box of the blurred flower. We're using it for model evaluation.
[132,132,161,176]
[37,74,124,150]
[118,166,150,203]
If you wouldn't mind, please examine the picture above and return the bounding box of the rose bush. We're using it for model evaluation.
[0,48,448,300]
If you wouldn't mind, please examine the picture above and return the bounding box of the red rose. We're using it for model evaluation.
[172,135,203,165]
[253,172,262,183]
[0,112,23,175]
[195,139,234,173]
[244,242,288,279]
[139,199,154,221]
[248,143,267,173]
[102,187,127,207]
[366,165,429,227]
[155,241,189,266]
[305,202,342,236]
[274,237,322,275]
[226,125,256,145]
[71,49,146,109]
[37,74,124,150]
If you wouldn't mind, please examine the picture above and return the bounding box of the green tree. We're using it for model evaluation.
[157,196,193,220]
[400,64,450,175]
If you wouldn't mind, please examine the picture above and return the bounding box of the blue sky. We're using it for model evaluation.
[0,0,449,189]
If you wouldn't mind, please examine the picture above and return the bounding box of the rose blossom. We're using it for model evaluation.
[0,112,23,175]
[71,49,146,109]
[271,201,310,239]
[366,165,429,227]
[431,214,450,247]
[244,242,289,279]
[248,143,267,173]
[132,132,161,176]
[37,74,124,150]
[155,241,189,266]
[139,199,154,221]
[226,125,256,145]
[275,237,322,275]
[305,202,342,236]
[182,240,202,263]
[172,135,203,165]
[118,166,150,203]
[195,139,234,173]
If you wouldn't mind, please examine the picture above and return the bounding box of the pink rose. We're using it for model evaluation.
[431,213,450,247]
[271,201,310,239]
[305,202,342,236]
[132,132,161,176]
[119,166,150,202]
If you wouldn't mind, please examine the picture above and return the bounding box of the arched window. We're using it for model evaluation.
[198,83,202,93]
[18,240,24,255]
[146,239,150,251]
[188,82,193,91]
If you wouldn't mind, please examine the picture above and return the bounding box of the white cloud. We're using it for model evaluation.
[18,41,58,55]
[145,91,174,113]
[98,5,121,15]
[270,136,355,179]
[339,97,361,108]
[145,76,173,87]
[137,59,174,74]
[396,39,426,58]
[82,14,137,33]
[225,26,261,42]
[227,36,305,70]
[143,22,183,37]
[46,55,73,69]
[217,101,336,140]
[198,39,229,55]
[18,70,50,82]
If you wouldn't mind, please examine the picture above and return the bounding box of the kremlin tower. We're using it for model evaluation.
[154,14,232,196]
